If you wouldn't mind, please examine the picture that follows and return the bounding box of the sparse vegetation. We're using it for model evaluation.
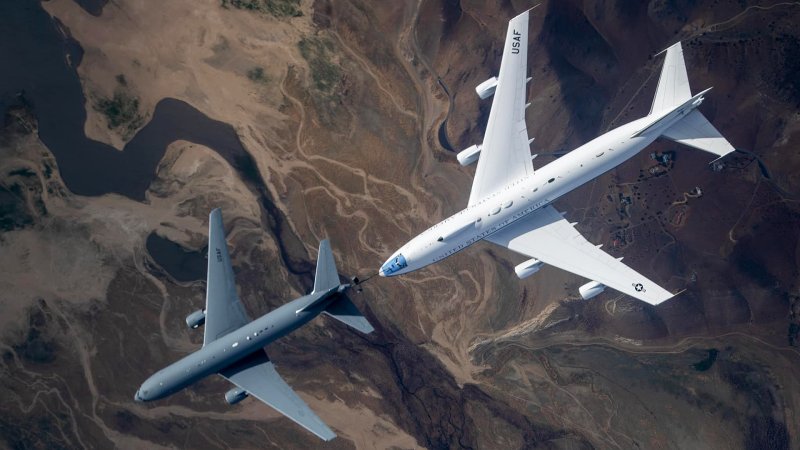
[0,183,34,231]
[298,36,341,94]
[246,66,269,84]
[93,74,145,138]
[12,305,58,365]
[691,349,719,372]
[221,0,302,18]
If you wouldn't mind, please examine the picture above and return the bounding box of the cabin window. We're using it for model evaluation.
[503,201,513,208]
[437,236,443,242]
[596,152,604,157]
[548,178,555,183]
[232,342,239,348]
[533,187,538,192]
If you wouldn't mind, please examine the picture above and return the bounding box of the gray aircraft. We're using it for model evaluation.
[135,208,374,441]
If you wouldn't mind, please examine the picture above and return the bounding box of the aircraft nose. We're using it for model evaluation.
[134,390,142,402]
[379,253,408,277]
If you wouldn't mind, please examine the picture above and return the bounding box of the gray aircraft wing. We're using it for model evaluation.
[219,350,336,441]
[204,209,251,345]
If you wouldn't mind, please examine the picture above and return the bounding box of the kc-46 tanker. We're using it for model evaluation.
[136,209,373,441]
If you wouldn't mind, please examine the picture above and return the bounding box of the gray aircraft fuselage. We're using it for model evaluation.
[134,286,343,402]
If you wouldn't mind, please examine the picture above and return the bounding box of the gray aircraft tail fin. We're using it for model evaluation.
[312,239,341,294]
[323,295,374,334]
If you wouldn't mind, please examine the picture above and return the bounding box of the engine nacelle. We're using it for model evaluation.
[475,76,498,99]
[225,387,248,405]
[457,144,482,166]
[579,281,606,300]
[185,309,206,329]
[514,258,544,279]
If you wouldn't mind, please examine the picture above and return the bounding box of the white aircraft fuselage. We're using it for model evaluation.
[380,91,706,277]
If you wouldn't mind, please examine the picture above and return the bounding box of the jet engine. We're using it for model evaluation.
[475,76,498,100]
[225,387,248,405]
[457,144,482,166]
[514,258,544,279]
[579,281,606,300]
[185,309,206,329]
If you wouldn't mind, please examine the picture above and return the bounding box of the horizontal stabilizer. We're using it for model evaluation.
[662,110,735,158]
[323,296,374,334]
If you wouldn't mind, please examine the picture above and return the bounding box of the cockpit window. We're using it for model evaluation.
[381,254,408,275]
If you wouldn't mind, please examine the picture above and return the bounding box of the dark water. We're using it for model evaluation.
[691,348,719,371]
[435,78,454,152]
[146,233,206,282]
[437,119,454,152]
[0,0,315,283]
[71,0,108,17]
[0,1,253,201]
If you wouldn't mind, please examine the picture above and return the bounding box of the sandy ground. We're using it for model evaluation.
[2,0,799,448]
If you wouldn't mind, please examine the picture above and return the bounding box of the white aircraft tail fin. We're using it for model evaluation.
[650,42,692,115]
[662,109,735,159]
[650,41,735,160]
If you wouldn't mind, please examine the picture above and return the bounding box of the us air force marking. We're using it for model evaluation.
[633,283,645,292]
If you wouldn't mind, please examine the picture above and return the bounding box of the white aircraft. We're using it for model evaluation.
[378,10,735,305]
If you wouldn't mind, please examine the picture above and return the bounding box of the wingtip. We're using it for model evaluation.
[321,433,337,442]
[664,288,688,304]
[209,208,223,224]
[316,426,337,442]
[654,41,682,57]
[514,3,540,19]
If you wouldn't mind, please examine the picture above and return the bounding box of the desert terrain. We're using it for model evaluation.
[1,0,799,448]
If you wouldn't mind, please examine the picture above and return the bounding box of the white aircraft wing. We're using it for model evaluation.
[468,10,534,206]
[485,205,674,305]
[220,350,336,441]
[204,208,251,345]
